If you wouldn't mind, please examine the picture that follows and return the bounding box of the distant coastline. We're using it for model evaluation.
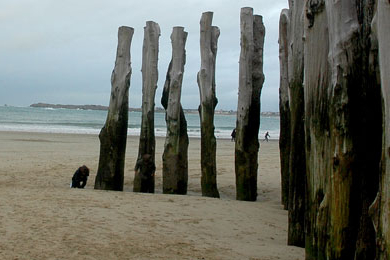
[29,103,280,117]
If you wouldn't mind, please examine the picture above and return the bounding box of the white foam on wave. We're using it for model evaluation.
[0,124,100,135]
[0,124,280,139]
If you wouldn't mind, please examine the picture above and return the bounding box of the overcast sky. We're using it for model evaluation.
[0,0,287,111]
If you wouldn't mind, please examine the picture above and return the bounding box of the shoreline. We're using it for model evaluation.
[0,129,280,141]
[0,106,281,140]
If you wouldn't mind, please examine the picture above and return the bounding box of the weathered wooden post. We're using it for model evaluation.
[133,21,160,193]
[286,0,306,247]
[303,1,332,255]
[303,0,382,258]
[94,26,134,191]
[235,7,265,201]
[371,1,390,258]
[161,27,189,195]
[278,8,291,210]
[197,12,220,198]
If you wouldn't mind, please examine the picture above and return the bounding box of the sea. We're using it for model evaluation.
[0,106,280,140]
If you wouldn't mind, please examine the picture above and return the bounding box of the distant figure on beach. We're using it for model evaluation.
[264,131,270,142]
[71,165,89,188]
[231,128,236,142]
[134,154,156,193]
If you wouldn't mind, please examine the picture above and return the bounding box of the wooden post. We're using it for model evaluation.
[197,12,220,198]
[94,26,134,191]
[161,27,189,195]
[371,1,390,258]
[133,21,160,193]
[286,0,306,247]
[303,0,381,258]
[235,7,265,201]
[278,9,291,210]
[303,1,331,256]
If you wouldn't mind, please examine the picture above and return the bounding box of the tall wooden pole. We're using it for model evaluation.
[286,0,306,247]
[94,26,134,191]
[197,12,220,198]
[371,1,390,258]
[235,7,265,201]
[303,0,381,258]
[303,1,332,255]
[161,27,189,195]
[278,8,291,210]
[133,21,160,193]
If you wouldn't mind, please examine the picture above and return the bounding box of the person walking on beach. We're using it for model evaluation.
[264,131,270,142]
[71,165,89,188]
[231,128,236,142]
[134,154,156,193]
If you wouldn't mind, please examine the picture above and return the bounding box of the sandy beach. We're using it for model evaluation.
[0,131,304,259]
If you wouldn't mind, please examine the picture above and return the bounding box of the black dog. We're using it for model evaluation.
[71,165,89,188]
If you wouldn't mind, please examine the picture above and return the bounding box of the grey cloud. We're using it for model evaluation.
[0,0,287,112]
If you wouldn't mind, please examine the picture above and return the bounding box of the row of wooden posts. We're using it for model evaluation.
[92,8,265,201]
[279,0,390,259]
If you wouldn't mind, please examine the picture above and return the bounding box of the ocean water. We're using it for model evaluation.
[0,106,280,139]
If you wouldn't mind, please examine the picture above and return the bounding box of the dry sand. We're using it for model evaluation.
[0,131,304,259]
